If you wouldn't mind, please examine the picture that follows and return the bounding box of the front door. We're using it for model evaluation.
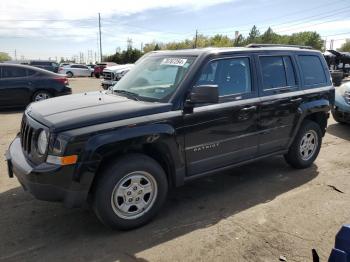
[183,55,260,176]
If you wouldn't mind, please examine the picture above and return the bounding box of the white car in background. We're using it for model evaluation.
[58,64,93,78]
[101,64,134,89]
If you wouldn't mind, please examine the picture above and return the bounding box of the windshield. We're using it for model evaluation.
[112,56,196,102]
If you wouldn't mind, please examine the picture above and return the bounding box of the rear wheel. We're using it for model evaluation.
[284,120,322,169]
[66,71,73,78]
[32,90,52,102]
[92,154,168,230]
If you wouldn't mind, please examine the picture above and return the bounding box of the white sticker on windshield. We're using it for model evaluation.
[161,58,187,66]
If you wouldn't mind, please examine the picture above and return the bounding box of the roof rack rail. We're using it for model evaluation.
[246,43,313,49]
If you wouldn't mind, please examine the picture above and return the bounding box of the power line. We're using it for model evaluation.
[322,31,350,37]
[199,1,350,33]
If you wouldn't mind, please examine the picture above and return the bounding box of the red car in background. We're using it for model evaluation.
[93,62,117,78]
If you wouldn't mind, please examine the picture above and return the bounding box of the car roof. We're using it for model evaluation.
[0,63,57,74]
[148,46,322,57]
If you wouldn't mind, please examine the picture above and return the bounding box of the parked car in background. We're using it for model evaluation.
[332,82,350,124]
[0,64,71,108]
[28,60,59,73]
[101,64,134,89]
[58,64,93,78]
[59,63,71,67]
[93,62,117,78]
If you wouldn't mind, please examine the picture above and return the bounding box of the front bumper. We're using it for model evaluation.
[332,108,350,123]
[5,137,87,207]
[101,79,117,89]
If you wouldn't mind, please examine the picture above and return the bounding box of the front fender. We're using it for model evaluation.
[73,123,183,191]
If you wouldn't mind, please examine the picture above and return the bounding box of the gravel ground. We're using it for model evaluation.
[0,77,350,262]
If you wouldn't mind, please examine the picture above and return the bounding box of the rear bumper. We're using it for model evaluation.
[5,137,87,207]
[56,86,72,96]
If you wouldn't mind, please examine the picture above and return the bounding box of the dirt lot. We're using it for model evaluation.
[0,77,350,262]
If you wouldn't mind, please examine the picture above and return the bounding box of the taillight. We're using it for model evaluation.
[54,77,69,85]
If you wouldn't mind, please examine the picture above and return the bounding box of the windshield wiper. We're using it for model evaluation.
[114,89,140,101]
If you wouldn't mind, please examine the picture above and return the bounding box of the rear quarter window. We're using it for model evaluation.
[298,55,327,87]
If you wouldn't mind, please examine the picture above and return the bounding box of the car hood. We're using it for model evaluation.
[104,64,134,72]
[26,91,172,132]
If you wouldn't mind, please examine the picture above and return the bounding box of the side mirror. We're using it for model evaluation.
[189,85,219,104]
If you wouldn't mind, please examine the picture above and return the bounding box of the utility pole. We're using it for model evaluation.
[14,49,17,60]
[194,29,198,48]
[98,13,103,62]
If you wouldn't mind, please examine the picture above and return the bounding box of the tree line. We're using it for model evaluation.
[105,25,328,63]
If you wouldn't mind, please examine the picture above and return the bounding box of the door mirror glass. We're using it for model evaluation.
[189,85,219,104]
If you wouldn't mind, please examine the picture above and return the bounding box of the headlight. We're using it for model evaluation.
[37,130,48,155]
[115,73,122,81]
[344,90,350,104]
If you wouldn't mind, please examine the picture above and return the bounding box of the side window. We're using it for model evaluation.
[2,66,27,78]
[298,55,326,86]
[71,65,78,68]
[27,69,37,76]
[196,57,252,97]
[260,56,296,90]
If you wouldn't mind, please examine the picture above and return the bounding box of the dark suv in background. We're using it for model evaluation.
[6,45,334,230]
[28,60,59,73]
[0,64,71,108]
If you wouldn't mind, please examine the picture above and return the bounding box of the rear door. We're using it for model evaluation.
[0,66,31,107]
[183,55,260,176]
[256,54,302,155]
[71,65,90,76]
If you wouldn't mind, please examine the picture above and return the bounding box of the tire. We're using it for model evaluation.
[90,72,94,77]
[95,73,100,78]
[92,154,168,230]
[284,120,322,169]
[66,71,73,78]
[32,90,52,102]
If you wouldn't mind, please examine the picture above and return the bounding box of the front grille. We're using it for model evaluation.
[20,114,47,164]
[103,71,114,80]
[20,116,36,155]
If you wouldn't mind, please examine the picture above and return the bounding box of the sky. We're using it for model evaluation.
[0,0,349,61]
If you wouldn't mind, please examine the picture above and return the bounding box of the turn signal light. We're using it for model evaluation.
[47,155,78,165]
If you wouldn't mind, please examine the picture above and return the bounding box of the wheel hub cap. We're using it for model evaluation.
[111,171,157,219]
[299,130,318,161]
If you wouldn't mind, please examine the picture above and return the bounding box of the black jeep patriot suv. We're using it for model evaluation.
[6,45,334,229]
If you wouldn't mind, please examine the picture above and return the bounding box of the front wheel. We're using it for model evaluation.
[92,154,168,230]
[284,120,322,169]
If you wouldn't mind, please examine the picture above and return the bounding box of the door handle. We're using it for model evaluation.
[240,105,257,112]
[290,97,302,103]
